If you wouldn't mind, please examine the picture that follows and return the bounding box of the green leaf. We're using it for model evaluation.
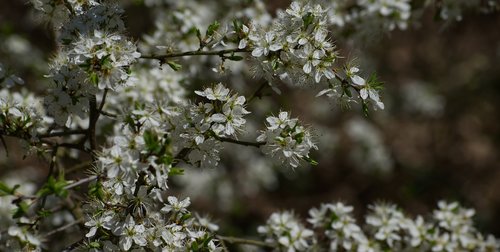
[89,182,104,200]
[168,167,184,176]
[343,85,352,97]
[89,72,99,85]
[303,156,318,166]
[158,154,173,166]
[367,72,384,90]
[271,58,280,70]
[89,241,101,248]
[233,19,243,32]
[166,61,182,71]
[0,181,17,196]
[206,21,220,37]
[302,12,314,27]
[36,176,68,198]
[143,130,162,154]
[191,241,199,251]
[37,209,52,218]
[12,201,29,219]
[180,212,192,222]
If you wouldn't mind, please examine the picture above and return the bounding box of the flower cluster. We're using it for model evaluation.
[0,90,46,142]
[69,30,141,90]
[240,1,338,86]
[437,0,499,21]
[357,0,412,31]
[81,122,222,250]
[59,4,125,44]
[259,201,500,251]
[316,65,385,110]
[194,83,250,137]
[43,65,95,126]
[3,225,41,252]
[170,83,250,168]
[36,1,140,126]
[83,191,222,251]
[257,111,317,168]
[0,175,40,252]
[258,211,314,251]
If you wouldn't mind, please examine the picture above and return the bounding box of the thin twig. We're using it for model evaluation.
[217,235,274,248]
[97,89,108,118]
[88,95,98,160]
[216,136,264,148]
[38,129,87,139]
[39,145,60,210]
[100,110,117,118]
[39,139,87,152]
[64,175,98,190]
[42,218,83,238]
[141,48,250,60]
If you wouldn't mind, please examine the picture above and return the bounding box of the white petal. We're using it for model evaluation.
[303,62,312,74]
[238,39,247,49]
[351,75,365,86]
[86,227,97,238]
[360,88,368,100]
[252,47,264,57]
[269,43,282,51]
[211,113,226,123]
[120,236,132,251]
[316,89,332,97]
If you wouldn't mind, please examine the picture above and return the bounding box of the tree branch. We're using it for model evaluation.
[215,136,264,148]
[88,95,98,159]
[42,218,83,238]
[141,48,250,60]
[100,110,117,118]
[38,129,87,139]
[64,175,98,190]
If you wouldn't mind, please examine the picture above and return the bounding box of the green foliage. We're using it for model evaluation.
[206,21,220,37]
[0,181,20,196]
[12,201,29,219]
[37,176,68,198]
[166,61,182,71]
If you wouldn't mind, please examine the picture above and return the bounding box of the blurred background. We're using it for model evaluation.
[1,0,499,246]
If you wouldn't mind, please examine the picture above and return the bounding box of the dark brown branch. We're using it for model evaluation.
[141,48,250,60]
[39,139,87,152]
[88,95,98,159]
[100,110,117,118]
[38,129,87,139]
[216,136,264,148]
[42,218,83,238]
